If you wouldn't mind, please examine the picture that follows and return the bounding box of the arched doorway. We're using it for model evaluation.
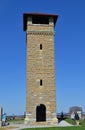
[36,104,46,122]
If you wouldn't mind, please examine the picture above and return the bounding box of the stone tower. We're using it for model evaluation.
[23,13,58,126]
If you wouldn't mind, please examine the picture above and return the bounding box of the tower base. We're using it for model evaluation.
[24,116,58,127]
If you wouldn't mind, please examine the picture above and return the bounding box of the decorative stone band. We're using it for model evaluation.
[26,30,55,35]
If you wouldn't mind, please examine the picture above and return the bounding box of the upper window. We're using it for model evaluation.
[32,16,49,24]
[40,79,43,86]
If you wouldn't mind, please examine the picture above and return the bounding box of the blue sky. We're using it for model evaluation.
[0,0,85,115]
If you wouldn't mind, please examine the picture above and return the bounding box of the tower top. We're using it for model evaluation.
[23,12,58,31]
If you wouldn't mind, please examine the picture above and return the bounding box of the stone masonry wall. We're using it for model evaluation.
[26,23,57,123]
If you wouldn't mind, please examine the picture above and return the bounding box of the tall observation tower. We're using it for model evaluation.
[23,13,58,126]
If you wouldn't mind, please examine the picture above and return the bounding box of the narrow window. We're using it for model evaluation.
[40,80,42,86]
[40,44,42,50]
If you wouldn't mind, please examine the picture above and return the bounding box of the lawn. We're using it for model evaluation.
[0,119,85,130]
[21,119,85,130]
[0,126,85,130]
[65,118,85,126]
[21,126,85,130]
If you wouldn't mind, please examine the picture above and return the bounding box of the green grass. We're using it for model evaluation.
[21,126,85,130]
[21,118,85,130]
[79,120,85,126]
[65,118,85,126]
[65,118,75,124]
[1,118,85,130]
